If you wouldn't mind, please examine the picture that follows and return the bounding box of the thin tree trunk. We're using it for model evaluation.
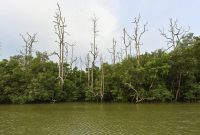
[90,15,99,94]
[91,62,94,91]
[54,3,67,90]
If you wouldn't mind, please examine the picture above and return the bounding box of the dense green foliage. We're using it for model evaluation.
[0,34,200,103]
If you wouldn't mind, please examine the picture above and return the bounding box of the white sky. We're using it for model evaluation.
[0,0,200,65]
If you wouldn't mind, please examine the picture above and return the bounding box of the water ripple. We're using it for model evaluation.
[0,103,199,135]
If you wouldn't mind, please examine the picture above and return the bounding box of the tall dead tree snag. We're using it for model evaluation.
[99,56,105,103]
[69,43,77,70]
[54,3,68,89]
[20,33,38,66]
[108,38,117,64]
[159,18,189,101]
[90,15,99,92]
[132,15,147,66]
[85,53,90,88]
[125,14,148,66]
[122,28,131,59]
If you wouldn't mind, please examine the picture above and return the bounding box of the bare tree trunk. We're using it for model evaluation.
[85,53,90,88]
[69,43,76,69]
[125,82,143,103]
[20,33,38,67]
[132,15,147,66]
[122,28,131,59]
[124,14,147,66]
[59,41,62,85]
[113,39,116,64]
[90,15,99,93]
[54,3,68,90]
[88,68,90,88]
[91,60,94,92]
[100,56,105,103]
[108,38,117,64]
[61,34,64,88]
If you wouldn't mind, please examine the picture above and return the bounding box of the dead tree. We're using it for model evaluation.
[122,28,131,58]
[159,18,189,51]
[20,33,38,66]
[99,55,105,103]
[69,43,77,69]
[125,14,148,66]
[159,18,189,101]
[125,82,143,103]
[90,15,99,92]
[54,3,68,89]
[116,48,124,63]
[64,43,69,63]
[85,53,90,88]
[20,33,38,56]
[108,38,117,64]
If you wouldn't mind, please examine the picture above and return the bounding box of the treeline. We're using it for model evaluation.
[0,33,200,103]
[0,4,200,103]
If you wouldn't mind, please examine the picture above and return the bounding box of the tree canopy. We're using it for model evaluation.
[0,33,200,103]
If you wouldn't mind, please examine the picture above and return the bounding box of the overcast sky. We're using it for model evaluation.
[0,0,200,63]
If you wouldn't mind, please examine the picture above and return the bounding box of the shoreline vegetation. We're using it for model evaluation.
[0,4,200,104]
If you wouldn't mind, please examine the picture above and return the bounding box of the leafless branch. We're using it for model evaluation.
[159,18,189,50]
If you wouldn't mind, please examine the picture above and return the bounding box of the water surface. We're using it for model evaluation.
[0,103,199,135]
